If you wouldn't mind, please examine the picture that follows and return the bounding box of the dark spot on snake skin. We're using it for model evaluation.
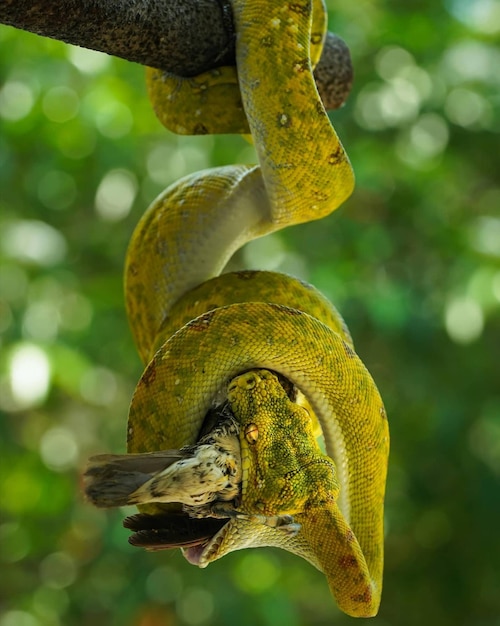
[268,303,303,316]
[328,145,344,165]
[193,123,209,135]
[315,100,326,116]
[141,362,157,388]
[345,528,356,543]
[187,310,216,331]
[277,112,291,128]
[339,555,359,569]
[275,162,294,171]
[313,190,328,202]
[293,58,309,73]
[235,270,257,281]
[351,586,373,605]
[310,32,323,45]
[343,342,355,357]
[288,2,310,15]
[380,406,388,420]
[128,262,139,277]
[261,35,273,47]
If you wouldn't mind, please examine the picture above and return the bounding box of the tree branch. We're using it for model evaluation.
[0,0,352,110]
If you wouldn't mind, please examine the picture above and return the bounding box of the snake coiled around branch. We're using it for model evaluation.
[85,0,389,617]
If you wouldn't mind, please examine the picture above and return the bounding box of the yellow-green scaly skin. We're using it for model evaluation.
[125,0,389,618]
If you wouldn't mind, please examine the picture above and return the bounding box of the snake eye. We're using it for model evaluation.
[245,423,259,444]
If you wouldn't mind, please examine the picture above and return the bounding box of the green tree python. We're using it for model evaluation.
[84,0,389,618]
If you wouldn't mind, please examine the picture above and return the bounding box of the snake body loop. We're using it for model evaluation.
[123,0,388,617]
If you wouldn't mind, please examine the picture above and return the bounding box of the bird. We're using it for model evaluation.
[83,404,242,510]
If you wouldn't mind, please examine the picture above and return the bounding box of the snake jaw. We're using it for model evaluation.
[183,520,233,567]
[182,542,211,566]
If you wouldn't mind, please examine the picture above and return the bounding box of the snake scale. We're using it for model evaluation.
[84,0,389,618]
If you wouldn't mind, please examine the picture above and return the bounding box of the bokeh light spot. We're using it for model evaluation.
[0,611,40,626]
[355,79,421,131]
[95,169,137,221]
[375,46,415,81]
[444,297,484,344]
[445,87,491,128]
[1,220,66,266]
[233,552,280,593]
[22,301,60,342]
[0,522,30,563]
[0,80,34,121]
[468,216,500,258]
[42,86,79,123]
[95,101,133,138]
[441,40,499,83]
[446,0,500,34]
[146,141,213,186]
[32,586,70,622]
[39,427,79,471]
[39,551,77,589]
[409,113,449,158]
[146,566,183,603]
[177,587,214,625]
[146,143,186,185]
[397,114,449,168]
[9,344,51,409]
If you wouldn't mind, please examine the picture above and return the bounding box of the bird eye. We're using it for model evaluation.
[245,423,259,444]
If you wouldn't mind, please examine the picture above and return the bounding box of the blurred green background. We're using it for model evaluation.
[1,0,499,624]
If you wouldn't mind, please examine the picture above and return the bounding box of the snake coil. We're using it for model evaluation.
[94,0,389,617]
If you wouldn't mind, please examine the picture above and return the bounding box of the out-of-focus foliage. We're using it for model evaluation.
[0,0,499,624]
